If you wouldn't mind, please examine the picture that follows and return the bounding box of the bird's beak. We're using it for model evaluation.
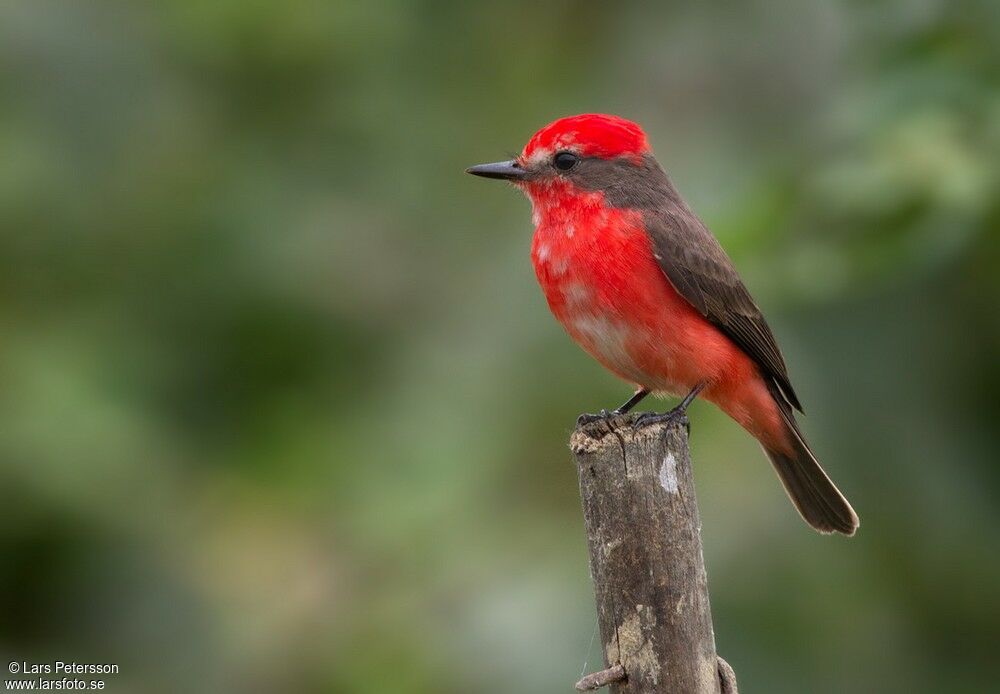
[465,159,528,181]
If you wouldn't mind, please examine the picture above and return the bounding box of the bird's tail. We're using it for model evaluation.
[763,383,859,536]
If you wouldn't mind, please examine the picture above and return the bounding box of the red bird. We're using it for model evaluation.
[467,114,858,535]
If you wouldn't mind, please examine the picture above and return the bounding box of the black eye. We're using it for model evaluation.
[553,151,579,171]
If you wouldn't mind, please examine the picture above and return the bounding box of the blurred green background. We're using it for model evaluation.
[1,1,998,692]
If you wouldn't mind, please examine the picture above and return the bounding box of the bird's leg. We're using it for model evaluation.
[634,382,706,429]
[673,381,706,414]
[613,388,650,415]
[576,388,650,427]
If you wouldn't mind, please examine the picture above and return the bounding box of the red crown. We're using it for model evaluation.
[522,114,651,162]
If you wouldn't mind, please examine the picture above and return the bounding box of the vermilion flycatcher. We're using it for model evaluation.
[467,114,858,535]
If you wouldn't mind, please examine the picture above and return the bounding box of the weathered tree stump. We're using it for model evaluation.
[571,414,737,693]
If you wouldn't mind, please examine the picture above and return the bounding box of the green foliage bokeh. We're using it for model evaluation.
[1,1,998,692]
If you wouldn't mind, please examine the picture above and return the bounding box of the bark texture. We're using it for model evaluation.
[571,414,735,693]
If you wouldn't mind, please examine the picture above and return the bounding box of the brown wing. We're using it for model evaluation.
[644,207,803,412]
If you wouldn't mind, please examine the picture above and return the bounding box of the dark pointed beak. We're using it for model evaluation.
[465,159,527,181]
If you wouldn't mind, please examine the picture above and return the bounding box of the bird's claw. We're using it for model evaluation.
[576,409,613,428]
[633,407,690,432]
[577,401,693,434]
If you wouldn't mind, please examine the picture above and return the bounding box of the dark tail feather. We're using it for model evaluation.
[764,384,859,536]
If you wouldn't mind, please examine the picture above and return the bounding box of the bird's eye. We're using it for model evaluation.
[553,151,579,171]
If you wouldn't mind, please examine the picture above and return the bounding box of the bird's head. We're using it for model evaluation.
[466,114,666,212]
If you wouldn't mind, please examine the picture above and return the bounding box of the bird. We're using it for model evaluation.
[466,113,858,536]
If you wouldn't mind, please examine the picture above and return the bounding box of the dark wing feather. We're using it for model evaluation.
[645,207,803,412]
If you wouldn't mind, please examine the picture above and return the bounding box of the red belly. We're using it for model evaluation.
[532,207,734,391]
[528,190,787,449]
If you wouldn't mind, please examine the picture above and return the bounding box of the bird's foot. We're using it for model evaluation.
[576,409,614,428]
[633,406,690,432]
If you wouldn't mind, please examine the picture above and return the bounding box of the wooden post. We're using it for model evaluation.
[571,414,737,693]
